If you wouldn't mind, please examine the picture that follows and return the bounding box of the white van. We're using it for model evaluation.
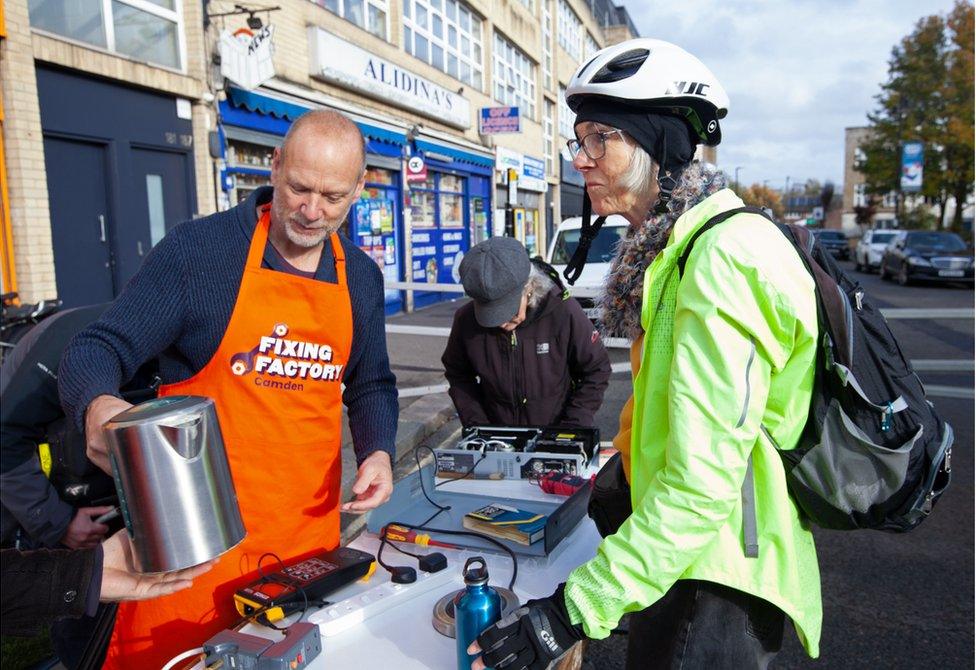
[545,215,629,320]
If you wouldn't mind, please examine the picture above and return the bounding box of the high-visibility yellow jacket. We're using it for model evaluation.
[565,189,823,656]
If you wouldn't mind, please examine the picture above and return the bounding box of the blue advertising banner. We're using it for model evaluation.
[901,141,923,193]
[479,106,521,134]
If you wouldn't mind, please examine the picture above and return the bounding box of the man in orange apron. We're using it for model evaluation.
[57,110,398,668]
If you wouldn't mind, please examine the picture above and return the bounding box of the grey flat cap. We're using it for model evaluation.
[458,237,531,328]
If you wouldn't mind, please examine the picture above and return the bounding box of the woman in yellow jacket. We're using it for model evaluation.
[472,39,821,670]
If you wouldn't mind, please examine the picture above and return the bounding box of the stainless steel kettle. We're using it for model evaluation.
[104,395,246,573]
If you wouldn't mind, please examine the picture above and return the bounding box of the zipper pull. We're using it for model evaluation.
[855,290,864,310]
[881,402,893,432]
[511,331,517,347]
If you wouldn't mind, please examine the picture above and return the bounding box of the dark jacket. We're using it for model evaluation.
[442,283,611,427]
[0,305,108,548]
[58,187,398,466]
[1,545,101,636]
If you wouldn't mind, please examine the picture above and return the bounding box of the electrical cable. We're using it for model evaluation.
[161,646,205,670]
[374,444,520,591]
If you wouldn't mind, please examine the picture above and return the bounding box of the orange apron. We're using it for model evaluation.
[104,208,353,668]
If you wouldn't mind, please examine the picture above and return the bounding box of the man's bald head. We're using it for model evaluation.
[280,109,366,173]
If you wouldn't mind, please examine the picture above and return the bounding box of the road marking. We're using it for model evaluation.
[399,384,450,398]
[924,385,974,399]
[881,308,974,319]
[386,323,632,348]
[911,359,974,371]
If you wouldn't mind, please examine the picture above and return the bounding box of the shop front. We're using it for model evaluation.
[405,139,493,310]
[306,25,494,310]
[217,86,408,313]
[494,147,549,257]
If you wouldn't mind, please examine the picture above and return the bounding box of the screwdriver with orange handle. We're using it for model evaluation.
[382,524,460,549]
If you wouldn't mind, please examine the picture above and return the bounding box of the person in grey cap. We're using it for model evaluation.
[441,237,610,429]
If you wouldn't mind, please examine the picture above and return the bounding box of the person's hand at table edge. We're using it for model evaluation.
[340,450,393,513]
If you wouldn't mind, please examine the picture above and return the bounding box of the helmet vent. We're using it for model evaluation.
[590,49,650,84]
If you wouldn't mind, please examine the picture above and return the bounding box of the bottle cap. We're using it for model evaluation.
[463,556,489,585]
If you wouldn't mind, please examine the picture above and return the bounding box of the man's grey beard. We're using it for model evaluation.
[274,202,352,249]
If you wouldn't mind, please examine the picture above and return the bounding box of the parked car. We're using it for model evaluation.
[811,229,850,260]
[855,229,898,272]
[879,230,975,286]
[546,215,628,320]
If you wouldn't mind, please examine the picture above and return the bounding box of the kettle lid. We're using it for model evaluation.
[106,395,213,427]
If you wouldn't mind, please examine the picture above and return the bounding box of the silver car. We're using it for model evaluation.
[855,229,898,272]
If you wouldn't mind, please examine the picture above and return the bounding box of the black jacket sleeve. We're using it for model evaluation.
[0,545,99,636]
[557,299,611,427]
[1,305,108,547]
[442,308,490,427]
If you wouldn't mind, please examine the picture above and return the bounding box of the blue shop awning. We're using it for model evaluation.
[223,87,406,151]
[415,139,494,169]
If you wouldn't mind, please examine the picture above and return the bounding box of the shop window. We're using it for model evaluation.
[29,0,184,70]
[313,0,389,39]
[225,138,275,204]
[492,32,536,120]
[404,0,484,90]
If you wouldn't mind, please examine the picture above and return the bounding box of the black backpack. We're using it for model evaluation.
[678,206,952,533]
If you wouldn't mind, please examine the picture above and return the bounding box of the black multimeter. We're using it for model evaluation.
[234,546,376,622]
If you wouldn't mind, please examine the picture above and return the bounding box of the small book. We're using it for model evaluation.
[462,503,547,546]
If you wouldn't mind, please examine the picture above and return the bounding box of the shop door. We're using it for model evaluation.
[118,148,194,285]
[43,135,116,307]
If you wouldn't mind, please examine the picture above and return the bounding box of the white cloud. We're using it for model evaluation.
[624,0,961,189]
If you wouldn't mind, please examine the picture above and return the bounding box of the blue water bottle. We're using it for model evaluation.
[455,556,501,670]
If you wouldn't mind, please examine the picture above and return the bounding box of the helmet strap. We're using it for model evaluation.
[563,191,606,286]
[651,133,683,215]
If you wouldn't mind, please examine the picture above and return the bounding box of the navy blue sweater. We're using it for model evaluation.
[58,187,398,465]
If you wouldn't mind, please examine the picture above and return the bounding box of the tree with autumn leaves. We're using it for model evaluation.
[856,1,974,230]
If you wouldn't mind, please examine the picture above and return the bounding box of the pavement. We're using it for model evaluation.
[337,296,469,541]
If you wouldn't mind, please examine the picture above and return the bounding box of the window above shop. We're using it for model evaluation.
[313,0,389,39]
[28,0,185,70]
[558,85,574,139]
[584,32,598,60]
[557,0,582,62]
[543,99,555,176]
[403,0,484,91]
[542,3,553,91]
[492,32,536,120]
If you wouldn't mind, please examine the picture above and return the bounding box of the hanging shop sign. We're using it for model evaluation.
[406,155,428,183]
[308,27,471,129]
[495,147,546,193]
[479,107,521,134]
[900,141,923,193]
[219,25,276,91]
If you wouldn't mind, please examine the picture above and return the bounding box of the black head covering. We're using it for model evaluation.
[573,98,700,180]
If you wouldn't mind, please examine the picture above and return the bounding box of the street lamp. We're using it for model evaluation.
[734,166,743,191]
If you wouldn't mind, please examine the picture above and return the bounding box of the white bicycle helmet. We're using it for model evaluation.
[566,38,729,146]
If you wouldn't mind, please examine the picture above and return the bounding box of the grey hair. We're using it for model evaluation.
[619,138,658,201]
[525,264,555,309]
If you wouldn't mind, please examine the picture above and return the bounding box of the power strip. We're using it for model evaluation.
[307,564,456,637]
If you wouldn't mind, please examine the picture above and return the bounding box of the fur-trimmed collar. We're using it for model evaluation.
[598,162,730,340]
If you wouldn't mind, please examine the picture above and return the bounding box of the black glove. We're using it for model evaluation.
[476,584,585,669]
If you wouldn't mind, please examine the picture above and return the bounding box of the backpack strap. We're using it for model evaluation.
[674,204,772,560]
[677,206,772,278]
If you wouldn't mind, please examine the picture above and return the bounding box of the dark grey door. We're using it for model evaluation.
[115,148,193,284]
[43,135,115,307]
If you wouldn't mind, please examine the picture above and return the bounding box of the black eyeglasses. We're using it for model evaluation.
[566,129,626,161]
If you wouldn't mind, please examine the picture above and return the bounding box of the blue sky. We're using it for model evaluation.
[626,0,962,190]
